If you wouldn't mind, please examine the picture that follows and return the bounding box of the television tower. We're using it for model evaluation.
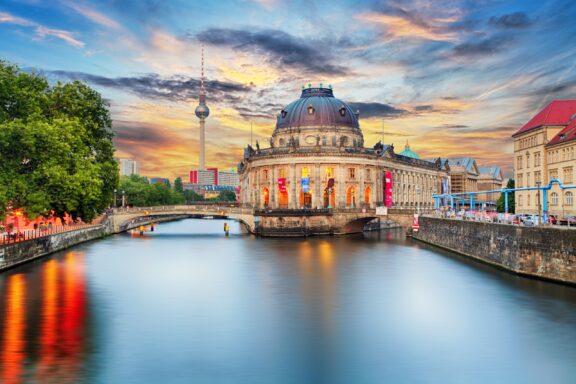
[195,45,210,170]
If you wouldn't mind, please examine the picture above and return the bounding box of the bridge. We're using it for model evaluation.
[107,204,416,236]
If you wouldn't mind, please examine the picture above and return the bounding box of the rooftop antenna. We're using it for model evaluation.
[200,44,205,100]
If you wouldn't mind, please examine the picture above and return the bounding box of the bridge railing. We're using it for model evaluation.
[112,205,254,216]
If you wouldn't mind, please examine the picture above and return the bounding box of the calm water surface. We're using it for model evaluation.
[0,219,575,384]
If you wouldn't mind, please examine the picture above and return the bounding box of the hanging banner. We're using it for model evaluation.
[384,171,393,207]
[278,177,286,193]
[301,177,310,193]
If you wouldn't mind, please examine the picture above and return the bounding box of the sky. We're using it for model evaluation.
[1,0,576,180]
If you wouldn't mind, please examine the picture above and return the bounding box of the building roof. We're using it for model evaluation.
[546,117,576,147]
[478,166,503,180]
[399,142,420,159]
[445,157,478,174]
[275,87,360,132]
[513,100,576,137]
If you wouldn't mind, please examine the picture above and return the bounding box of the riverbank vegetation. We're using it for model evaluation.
[0,60,117,221]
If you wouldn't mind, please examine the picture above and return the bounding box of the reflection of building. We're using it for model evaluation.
[117,158,140,176]
[238,86,449,210]
[513,100,576,216]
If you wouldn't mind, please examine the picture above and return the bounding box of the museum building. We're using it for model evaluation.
[238,86,450,210]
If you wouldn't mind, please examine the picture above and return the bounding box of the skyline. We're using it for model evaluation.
[2,0,576,179]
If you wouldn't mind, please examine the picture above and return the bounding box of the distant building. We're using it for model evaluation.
[443,158,480,194]
[149,177,169,185]
[218,170,240,187]
[512,100,576,216]
[189,168,240,188]
[477,166,504,205]
[118,158,140,176]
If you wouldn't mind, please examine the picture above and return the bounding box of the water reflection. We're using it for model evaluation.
[0,252,89,383]
[0,219,575,384]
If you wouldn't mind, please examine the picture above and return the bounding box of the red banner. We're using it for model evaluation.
[384,171,393,207]
[278,177,286,193]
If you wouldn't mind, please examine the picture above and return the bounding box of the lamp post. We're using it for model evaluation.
[122,190,126,208]
[536,181,541,225]
[114,189,117,208]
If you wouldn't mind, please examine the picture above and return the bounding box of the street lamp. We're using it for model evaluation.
[122,190,126,208]
[536,181,542,225]
[114,189,117,208]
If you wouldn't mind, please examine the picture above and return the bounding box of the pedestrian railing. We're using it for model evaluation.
[0,223,99,246]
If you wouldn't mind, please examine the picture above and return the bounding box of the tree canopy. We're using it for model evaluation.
[118,175,184,207]
[0,60,118,221]
[496,179,515,213]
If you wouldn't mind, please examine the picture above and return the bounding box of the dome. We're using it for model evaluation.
[275,87,359,132]
[195,103,210,119]
[399,142,419,159]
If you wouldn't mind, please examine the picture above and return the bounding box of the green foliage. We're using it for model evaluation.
[207,190,237,202]
[118,175,184,206]
[174,177,183,193]
[0,60,118,221]
[496,179,515,213]
[183,189,204,203]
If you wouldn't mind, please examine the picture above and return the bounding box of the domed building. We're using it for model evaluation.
[238,86,449,215]
[399,141,420,159]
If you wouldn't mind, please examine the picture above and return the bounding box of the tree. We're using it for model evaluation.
[496,179,515,213]
[0,61,118,221]
[174,177,184,193]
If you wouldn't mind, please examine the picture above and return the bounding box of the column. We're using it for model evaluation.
[289,164,297,209]
[314,164,321,209]
[338,165,345,209]
[271,166,277,208]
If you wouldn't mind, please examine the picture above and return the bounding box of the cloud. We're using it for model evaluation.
[65,2,121,29]
[452,36,511,57]
[489,12,532,29]
[0,11,84,48]
[49,70,251,102]
[195,28,349,76]
[348,102,407,118]
[357,5,460,42]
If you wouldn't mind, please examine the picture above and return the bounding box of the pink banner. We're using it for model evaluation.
[384,171,393,207]
[278,178,286,193]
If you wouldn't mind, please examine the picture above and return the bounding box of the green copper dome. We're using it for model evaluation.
[399,142,419,159]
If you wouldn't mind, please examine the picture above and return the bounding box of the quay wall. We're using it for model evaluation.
[413,217,576,285]
[0,225,107,271]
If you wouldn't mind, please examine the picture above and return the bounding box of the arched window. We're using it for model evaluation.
[339,106,346,117]
[364,186,372,207]
[279,138,285,146]
[551,192,558,206]
[307,105,315,115]
[518,195,523,206]
[262,187,270,207]
[566,191,573,206]
[280,110,287,118]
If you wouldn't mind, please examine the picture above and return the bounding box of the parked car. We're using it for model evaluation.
[558,216,576,226]
[547,214,558,225]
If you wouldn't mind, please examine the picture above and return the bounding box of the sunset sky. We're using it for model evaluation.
[2,0,576,180]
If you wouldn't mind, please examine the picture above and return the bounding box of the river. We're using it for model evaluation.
[1,219,575,383]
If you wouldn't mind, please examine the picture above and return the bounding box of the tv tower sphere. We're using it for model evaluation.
[195,102,209,119]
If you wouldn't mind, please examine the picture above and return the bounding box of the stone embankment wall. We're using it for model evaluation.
[0,225,107,271]
[413,217,576,285]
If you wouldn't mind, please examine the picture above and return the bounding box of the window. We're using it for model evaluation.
[518,195,523,206]
[534,152,541,167]
[339,106,346,117]
[564,167,573,184]
[549,169,558,181]
[551,192,558,206]
[278,168,286,178]
[365,169,371,180]
[566,192,574,206]
[517,174,523,188]
[535,171,541,184]
[517,156,523,170]
[527,172,530,187]
[301,167,309,178]
[280,110,287,118]
[279,138,285,146]
[527,194,531,207]
[332,136,337,146]
[325,167,334,178]
[263,169,268,180]
[526,153,530,168]
[348,168,356,179]
[322,136,327,146]
[307,105,315,115]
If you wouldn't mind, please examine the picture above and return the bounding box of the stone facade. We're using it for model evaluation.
[414,217,576,285]
[513,100,576,216]
[239,87,449,211]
